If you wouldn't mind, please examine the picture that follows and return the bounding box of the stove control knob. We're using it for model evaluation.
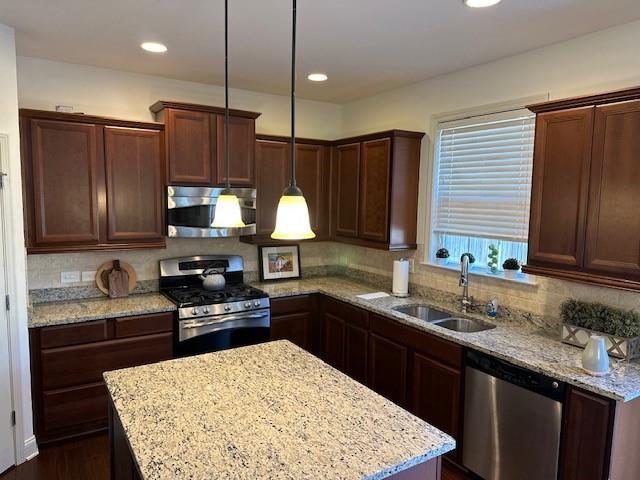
[224,305,231,312]
[244,302,251,309]
[191,307,199,316]
[254,300,261,307]
[203,307,210,314]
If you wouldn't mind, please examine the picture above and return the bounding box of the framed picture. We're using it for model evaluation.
[258,245,301,281]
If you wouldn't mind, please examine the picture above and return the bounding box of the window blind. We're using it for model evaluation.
[433,109,535,243]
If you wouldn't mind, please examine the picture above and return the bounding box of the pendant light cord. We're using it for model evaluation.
[290,0,297,188]
[224,0,231,190]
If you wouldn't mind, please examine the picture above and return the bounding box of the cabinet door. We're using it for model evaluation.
[255,140,289,235]
[560,388,614,480]
[368,333,407,407]
[28,119,102,246]
[411,352,461,444]
[344,323,368,385]
[166,109,215,185]
[297,144,331,238]
[270,313,311,351]
[322,312,345,370]
[104,127,164,243]
[528,107,594,268]
[359,138,390,242]
[335,143,361,237]
[584,101,640,278]
[216,115,256,186]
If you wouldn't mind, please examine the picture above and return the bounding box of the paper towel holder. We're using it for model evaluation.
[392,258,410,298]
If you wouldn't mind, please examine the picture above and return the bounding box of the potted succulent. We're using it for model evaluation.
[561,299,640,360]
[460,252,475,264]
[502,258,520,279]
[435,248,449,265]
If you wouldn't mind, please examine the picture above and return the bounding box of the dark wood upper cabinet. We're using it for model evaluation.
[26,118,102,247]
[335,143,361,238]
[359,139,391,242]
[150,101,260,188]
[20,110,165,253]
[333,131,423,251]
[254,139,289,236]
[525,87,640,291]
[164,109,215,185]
[585,100,640,278]
[296,144,331,239]
[527,107,594,269]
[216,115,255,186]
[560,387,615,480]
[104,127,164,243]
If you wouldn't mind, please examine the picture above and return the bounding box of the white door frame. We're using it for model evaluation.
[0,133,37,464]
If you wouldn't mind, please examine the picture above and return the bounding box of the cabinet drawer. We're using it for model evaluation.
[42,382,108,432]
[114,312,174,338]
[40,320,109,349]
[270,295,314,316]
[41,332,173,390]
[370,313,462,369]
[324,297,369,329]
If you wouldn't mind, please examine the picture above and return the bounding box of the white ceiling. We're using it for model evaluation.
[2,0,640,103]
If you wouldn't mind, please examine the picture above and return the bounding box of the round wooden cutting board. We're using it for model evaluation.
[95,260,137,295]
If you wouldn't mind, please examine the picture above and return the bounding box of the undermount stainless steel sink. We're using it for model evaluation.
[431,317,496,333]
[392,305,496,333]
[392,305,451,322]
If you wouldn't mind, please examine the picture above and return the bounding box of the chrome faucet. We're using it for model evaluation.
[460,254,473,313]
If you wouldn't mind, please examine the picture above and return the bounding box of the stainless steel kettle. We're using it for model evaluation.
[200,266,226,291]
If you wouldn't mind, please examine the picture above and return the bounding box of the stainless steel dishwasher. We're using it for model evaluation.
[463,350,565,480]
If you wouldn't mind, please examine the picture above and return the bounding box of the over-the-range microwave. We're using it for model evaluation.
[166,186,257,238]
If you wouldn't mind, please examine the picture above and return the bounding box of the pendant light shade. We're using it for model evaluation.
[212,0,246,229]
[271,0,315,240]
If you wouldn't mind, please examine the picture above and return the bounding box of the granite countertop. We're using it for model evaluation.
[105,340,455,480]
[253,277,640,402]
[28,292,176,328]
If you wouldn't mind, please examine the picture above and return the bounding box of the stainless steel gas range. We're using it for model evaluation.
[159,255,270,357]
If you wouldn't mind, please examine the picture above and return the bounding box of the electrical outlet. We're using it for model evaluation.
[408,258,415,273]
[81,271,97,282]
[55,105,74,113]
[60,271,81,283]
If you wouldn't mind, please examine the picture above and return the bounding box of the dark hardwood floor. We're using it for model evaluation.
[0,434,470,480]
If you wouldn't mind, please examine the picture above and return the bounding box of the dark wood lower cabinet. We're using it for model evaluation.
[560,387,615,480]
[344,323,368,385]
[269,295,320,355]
[30,312,174,445]
[367,333,408,407]
[322,312,346,370]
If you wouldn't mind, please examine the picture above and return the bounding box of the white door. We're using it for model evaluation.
[0,134,15,473]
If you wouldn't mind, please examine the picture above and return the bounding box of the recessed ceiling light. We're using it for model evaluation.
[140,42,167,53]
[307,73,328,82]
[463,0,502,7]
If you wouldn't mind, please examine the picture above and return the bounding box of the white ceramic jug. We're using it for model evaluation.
[582,334,610,375]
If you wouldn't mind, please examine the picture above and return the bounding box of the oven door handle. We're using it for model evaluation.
[182,311,270,329]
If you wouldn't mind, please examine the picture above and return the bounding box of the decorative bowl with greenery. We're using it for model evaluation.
[460,252,475,264]
[560,299,640,360]
[435,248,449,265]
[502,258,520,278]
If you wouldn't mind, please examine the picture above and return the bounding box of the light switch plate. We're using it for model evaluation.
[61,271,81,283]
[81,271,97,282]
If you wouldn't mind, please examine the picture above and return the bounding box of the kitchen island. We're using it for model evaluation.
[104,340,455,480]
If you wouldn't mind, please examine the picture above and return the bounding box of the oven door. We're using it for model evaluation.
[167,186,257,237]
[176,309,271,357]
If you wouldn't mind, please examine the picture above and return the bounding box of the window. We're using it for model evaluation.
[430,108,535,273]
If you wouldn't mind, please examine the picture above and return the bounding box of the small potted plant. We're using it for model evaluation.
[435,248,449,265]
[460,252,475,264]
[488,244,499,274]
[502,258,520,279]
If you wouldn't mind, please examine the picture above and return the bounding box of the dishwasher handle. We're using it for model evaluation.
[466,350,566,402]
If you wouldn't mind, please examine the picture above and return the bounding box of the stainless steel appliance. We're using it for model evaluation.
[166,186,257,237]
[159,255,270,356]
[463,350,565,480]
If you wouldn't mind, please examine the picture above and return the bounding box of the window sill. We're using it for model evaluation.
[423,261,538,286]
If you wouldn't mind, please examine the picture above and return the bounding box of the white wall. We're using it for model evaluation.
[337,20,640,321]
[0,24,36,463]
[17,56,343,139]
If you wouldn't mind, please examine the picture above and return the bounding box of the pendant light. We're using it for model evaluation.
[271,0,316,240]
[212,0,246,229]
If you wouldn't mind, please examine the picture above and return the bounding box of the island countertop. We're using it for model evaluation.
[104,340,455,480]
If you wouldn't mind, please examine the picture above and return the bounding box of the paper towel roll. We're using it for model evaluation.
[392,259,409,297]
